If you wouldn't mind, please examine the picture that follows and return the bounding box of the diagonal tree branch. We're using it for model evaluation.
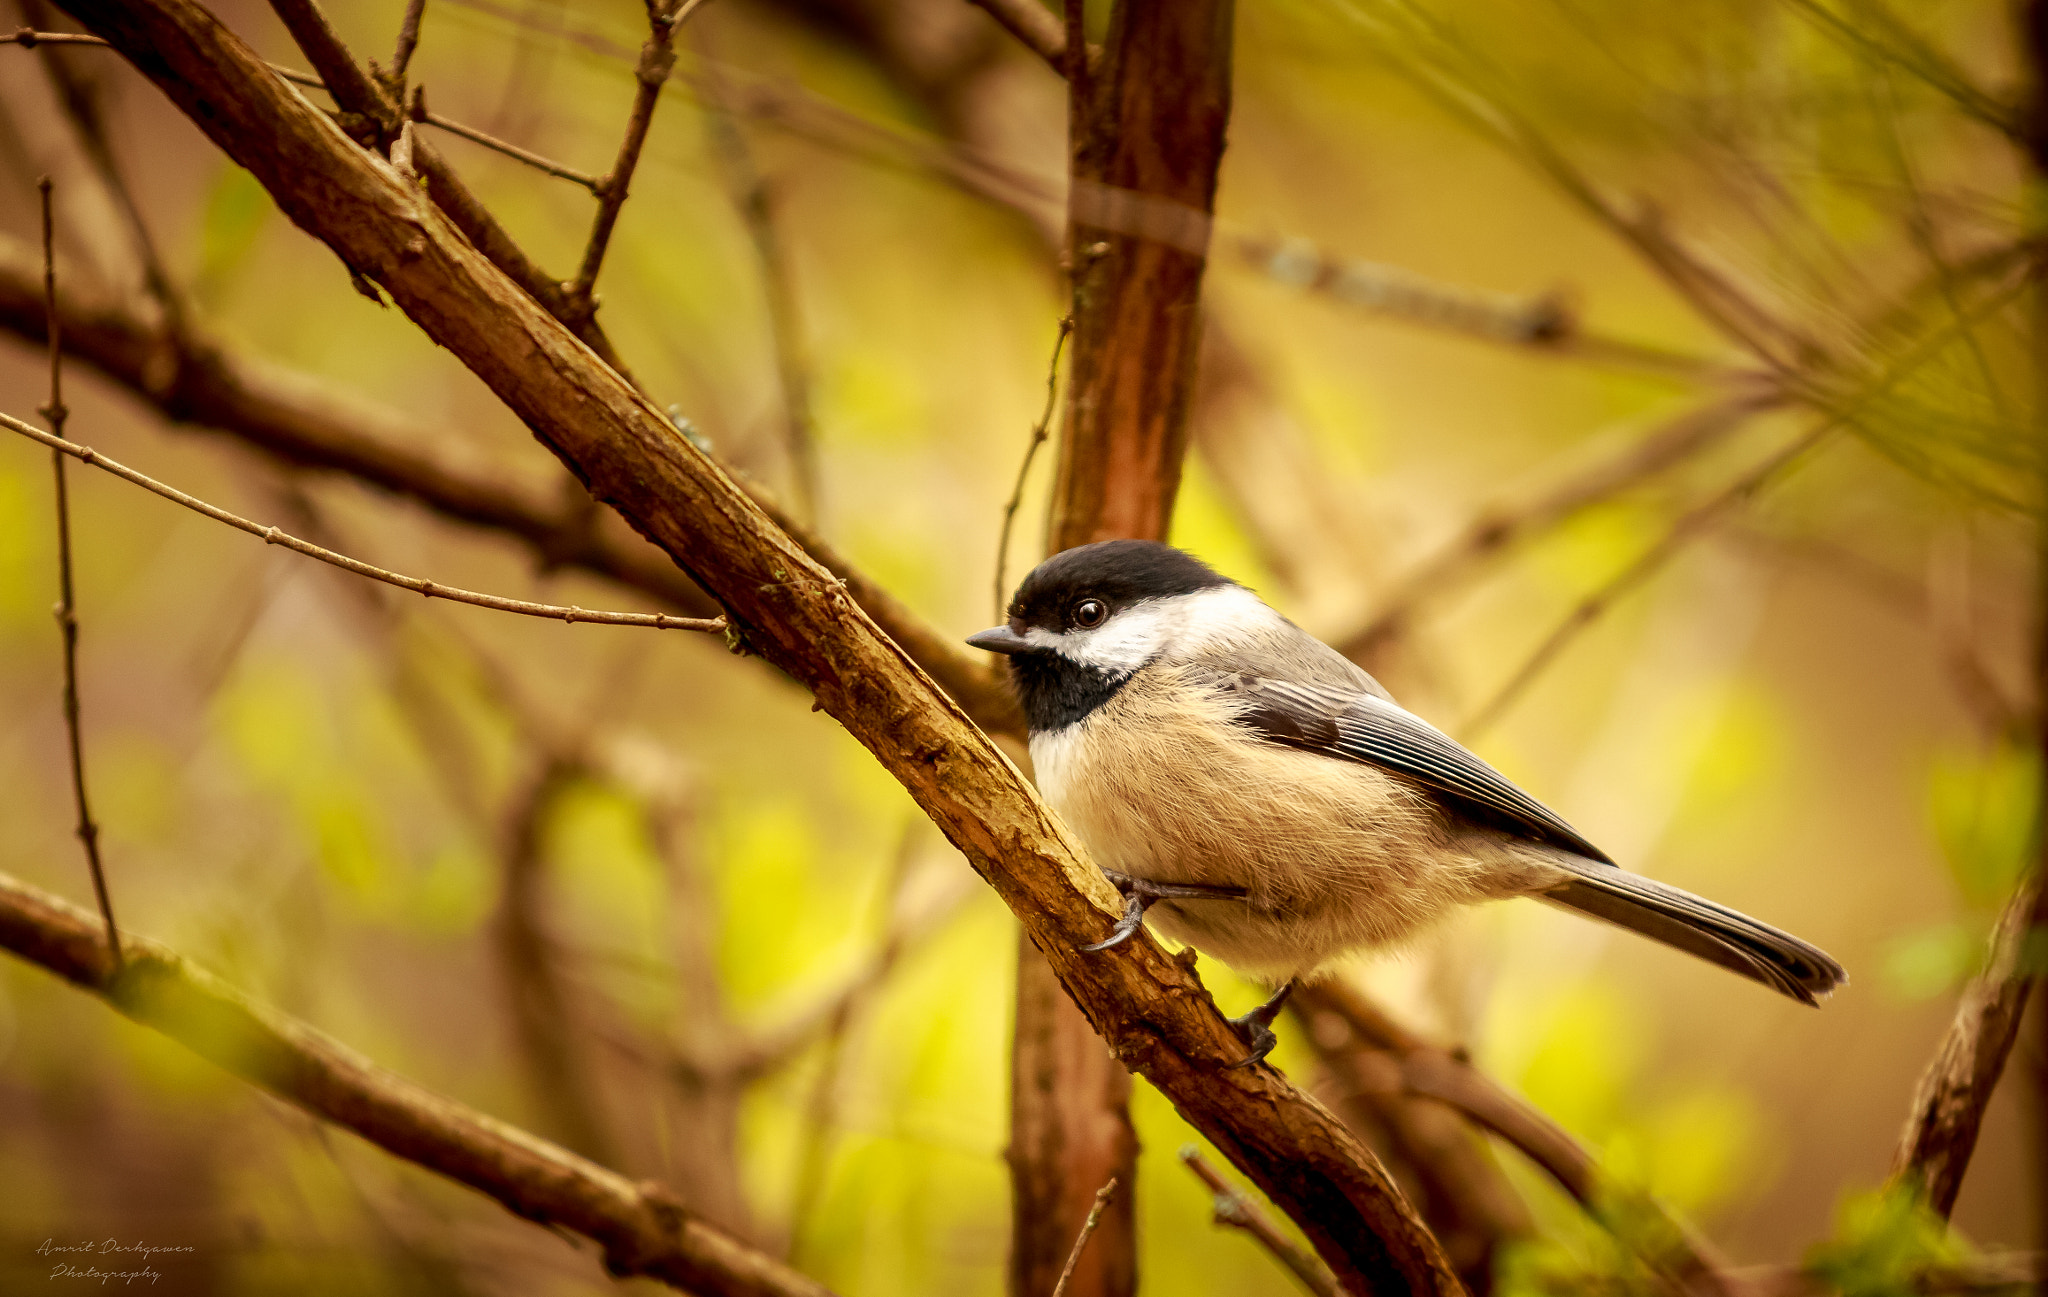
[0,868,833,1297]
[54,1,1456,1288]
[566,0,695,314]
[1889,874,2046,1217]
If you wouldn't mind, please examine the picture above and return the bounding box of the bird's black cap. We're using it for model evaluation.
[1005,540,1234,631]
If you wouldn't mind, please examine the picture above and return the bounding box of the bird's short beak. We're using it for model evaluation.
[967,625,1033,655]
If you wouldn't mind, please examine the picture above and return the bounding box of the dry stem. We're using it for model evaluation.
[1051,1178,1120,1297]
[993,314,1072,617]
[36,177,120,974]
[1181,1149,1341,1297]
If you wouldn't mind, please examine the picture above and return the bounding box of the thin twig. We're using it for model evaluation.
[383,0,427,94]
[1459,262,2035,739]
[567,0,699,310]
[0,408,727,633]
[5,24,587,197]
[963,0,1071,73]
[38,178,119,974]
[1236,233,1724,381]
[1180,1149,1340,1297]
[994,315,1072,616]
[1459,419,1838,741]
[1049,1177,1118,1297]
[3,27,107,46]
[1333,385,1783,663]
[419,109,601,189]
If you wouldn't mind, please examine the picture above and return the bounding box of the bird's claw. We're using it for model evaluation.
[1224,981,1295,1069]
[1081,890,1149,952]
[1082,871,1247,953]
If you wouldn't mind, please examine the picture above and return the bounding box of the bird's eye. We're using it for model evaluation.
[1072,598,1107,628]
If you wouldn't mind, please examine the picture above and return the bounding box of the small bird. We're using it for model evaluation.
[969,540,1844,1066]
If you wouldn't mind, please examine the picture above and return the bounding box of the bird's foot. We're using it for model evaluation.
[1225,981,1296,1070]
[1081,871,1248,953]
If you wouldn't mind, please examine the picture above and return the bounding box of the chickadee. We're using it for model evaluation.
[969,540,1844,1066]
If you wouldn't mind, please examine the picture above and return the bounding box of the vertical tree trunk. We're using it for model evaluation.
[1008,4,1234,1296]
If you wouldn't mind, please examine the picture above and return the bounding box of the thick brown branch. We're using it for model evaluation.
[1012,8,1244,1293]
[62,2,1456,1288]
[1050,0,1233,549]
[0,870,833,1297]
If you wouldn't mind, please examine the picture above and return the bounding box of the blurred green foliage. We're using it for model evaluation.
[0,0,2040,1290]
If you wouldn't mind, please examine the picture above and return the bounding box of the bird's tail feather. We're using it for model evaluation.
[1541,861,1846,1005]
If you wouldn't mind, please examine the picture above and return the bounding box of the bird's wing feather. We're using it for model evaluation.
[1213,672,1614,864]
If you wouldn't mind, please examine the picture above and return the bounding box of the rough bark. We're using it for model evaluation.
[1889,877,2045,1216]
[0,870,831,1297]
[1008,5,1238,1294]
[49,2,1460,1289]
[1009,928,1140,1297]
[1048,0,1234,549]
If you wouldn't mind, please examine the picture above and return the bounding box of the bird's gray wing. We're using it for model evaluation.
[1211,672,1614,864]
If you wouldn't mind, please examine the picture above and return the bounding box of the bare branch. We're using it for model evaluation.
[2,27,109,46]
[1458,420,1837,741]
[67,6,1461,1285]
[568,0,700,311]
[382,0,427,95]
[1051,1178,1120,1297]
[1331,386,1784,665]
[963,0,1070,73]
[1234,233,1725,382]
[36,177,120,974]
[1889,871,2045,1216]
[0,869,834,1297]
[266,0,639,381]
[0,408,727,632]
[994,314,1072,617]
[1181,1149,1341,1297]
[1295,981,1736,1297]
[418,106,602,190]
